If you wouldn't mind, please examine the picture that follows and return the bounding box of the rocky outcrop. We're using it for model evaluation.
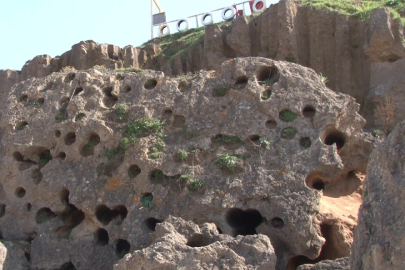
[114,216,276,270]
[350,120,405,269]
[0,57,371,269]
[297,257,349,270]
[0,241,30,270]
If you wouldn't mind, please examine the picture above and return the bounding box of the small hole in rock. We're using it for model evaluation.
[37,98,45,105]
[261,89,272,100]
[13,151,24,162]
[271,217,284,228]
[303,105,316,117]
[124,85,131,93]
[95,205,128,226]
[306,172,326,191]
[80,133,100,157]
[35,207,57,224]
[144,79,158,90]
[0,204,5,218]
[248,135,260,142]
[256,66,279,84]
[60,262,76,270]
[64,73,75,82]
[144,217,162,231]
[102,86,118,108]
[281,127,297,139]
[59,96,70,106]
[300,137,312,149]
[116,74,124,80]
[187,233,211,247]
[172,115,186,128]
[24,203,32,212]
[16,121,28,131]
[116,239,131,258]
[73,87,83,96]
[15,187,26,198]
[141,193,154,208]
[55,130,61,137]
[32,169,42,184]
[234,75,248,87]
[64,132,76,145]
[225,208,263,236]
[18,94,28,102]
[128,165,141,179]
[57,152,66,160]
[265,119,277,129]
[321,127,346,150]
[95,228,109,246]
[163,108,173,116]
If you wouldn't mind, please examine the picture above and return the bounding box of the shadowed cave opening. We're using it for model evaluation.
[287,223,345,269]
[95,205,128,226]
[144,217,162,231]
[256,66,279,83]
[225,208,263,236]
[95,228,109,246]
[73,87,83,96]
[144,79,158,90]
[116,239,131,258]
[321,128,346,150]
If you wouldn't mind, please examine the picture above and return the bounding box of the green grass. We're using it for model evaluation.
[296,0,405,21]
[177,149,189,161]
[115,67,145,73]
[75,113,86,121]
[214,134,243,144]
[115,104,129,121]
[319,73,328,84]
[55,114,68,122]
[121,118,165,148]
[217,154,239,171]
[279,109,298,122]
[188,178,204,192]
[148,139,165,159]
[38,152,52,168]
[282,127,298,138]
[104,148,124,162]
[212,84,232,97]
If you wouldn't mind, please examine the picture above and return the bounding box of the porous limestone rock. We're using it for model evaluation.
[114,216,276,270]
[350,121,405,270]
[0,57,371,269]
[297,257,349,270]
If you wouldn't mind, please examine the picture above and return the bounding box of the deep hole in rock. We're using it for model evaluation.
[73,87,83,96]
[144,217,162,231]
[306,172,327,191]
[80,133,100,157]
[234,75,248,86]
[186,233,212,247]
[15,187,26,198]
[32,169,42,184]
[102,86,118,108]
[225,208,263,236]
[144,79,158,90]
[115,239,131,258]
[216,226,223,234]
[271,217,284,228]
[55,130,61,137]
[116,74,124,80]
[321,128,346,150]
[248,135,260,142]
[35,207,57,224]
[265,119,277,129]
[163,108,173,116]
[25,203,32,212]
[13,151,24,162]
[303,105,316,117]
[95,204,128,226]
[38,150,52,168]
[55,190,85,239]
[60,188,70,205]
[95,228,109,246]
[261,88,272,100]
[128,165,141,178]
[256,66,279,83]
[60,262,76,270]
[64,132,76,145]
[57,152,66,160]
[37,98,45,105]
[300,137,312,149]
[16,121,28,130]
[65,73,75,82]
[124,85,131,93]
[0,204,5,218]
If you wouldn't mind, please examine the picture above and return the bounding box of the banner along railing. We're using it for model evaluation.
[151,0,267,38]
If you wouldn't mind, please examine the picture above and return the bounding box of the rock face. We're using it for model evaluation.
[297,257,349,270]
[0,241,30,270]
[350,121,405,269]
[0,57,371,269]
[114,216,277,270]
[1,1,405,131]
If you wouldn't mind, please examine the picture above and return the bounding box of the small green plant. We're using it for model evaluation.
[32,170,41,182]
[217,154,239,171]
[177,149,189,161]
[17,123,28,130]
[188,178,204,192]
[141,194,154,208]
[151,170,165,179]
[214,134,243,144]
[121,118,165,148]
[174,73,197,90]
[282,127,297,139]
[148,139,165,159]
[30,100,41,107]
[84,138,98,152]
[55,114,68,122]
[212,84,231,97]
[372,129,384,138]
[38,152,52,168]
[259,137,271,150]
[181,125,198,138]
[301,137,312,148]
[115,67,145,73]
[279,109,297,122]
[75,113,86,121]
[319,73,328,84]
[286,57,296,63]
[261,89,272,100]
[259,78,276,87]
[104,148,123,161]
[115,104,128,121]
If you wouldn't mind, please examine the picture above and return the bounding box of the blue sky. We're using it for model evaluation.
[0,0,276,70]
